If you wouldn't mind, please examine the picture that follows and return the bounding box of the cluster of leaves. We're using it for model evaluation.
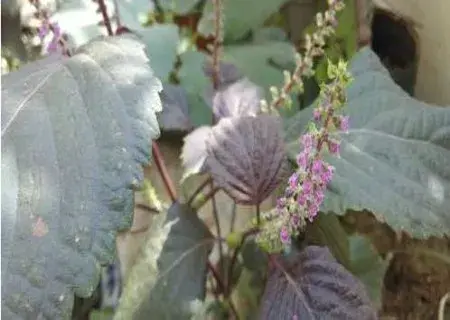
[2,0,450,319]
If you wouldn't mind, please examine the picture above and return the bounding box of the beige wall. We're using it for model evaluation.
[373,0,450,106]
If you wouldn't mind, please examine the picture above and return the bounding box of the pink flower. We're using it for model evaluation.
[308,203,320,220]
[313,108,322,121]
[327,139,340,155]
[297,193,307,206]
[46,39,59,53]
[277,198,287,209]
[296,150,309,168]
[288,173,299,189]
[52,22,61,38]
[302,180,313,194]
[301,133,314,150]
[321,164,334,184]
[339,115,349,132]
[314,188,325,204]
[312,159,324,175]
[280,226,291,244]
[38,24,49,39]
[290,215,300,227]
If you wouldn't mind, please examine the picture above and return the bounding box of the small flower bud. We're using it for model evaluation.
[313,107,322,121]
[339,115,349,132]
[304,34,313,51]
[260,99,269,113]
[327,139,341,155]
[270,86,279,100]
[316,12,324,27]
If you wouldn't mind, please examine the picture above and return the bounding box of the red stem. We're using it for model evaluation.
[152,141,177,202]
[207,261,240,319]
[97,0,114,36]
[208,260,225,293]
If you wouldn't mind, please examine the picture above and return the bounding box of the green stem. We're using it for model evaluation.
[191,186,219,211]
[187,177,212,207]
[226,227,260,297]
[256,203,261,226]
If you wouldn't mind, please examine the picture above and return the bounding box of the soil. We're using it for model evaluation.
[341,211,450,320]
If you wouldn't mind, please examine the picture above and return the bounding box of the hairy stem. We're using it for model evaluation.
[210,184,224,273]
[211,0,223,91]
[152,141,177,202]
[97,0,114,36]
[208,260,225,293]
[208,0,227,303]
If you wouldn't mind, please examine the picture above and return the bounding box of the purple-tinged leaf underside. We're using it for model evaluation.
[259,246,378,320]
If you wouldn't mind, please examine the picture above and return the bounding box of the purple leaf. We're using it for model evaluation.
[210,77,264,119]
[181,126,213,180]
[206,115,287,205]
[158,84,192,132]
[259,246,378,320]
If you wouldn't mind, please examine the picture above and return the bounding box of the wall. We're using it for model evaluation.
[372,0,450,105]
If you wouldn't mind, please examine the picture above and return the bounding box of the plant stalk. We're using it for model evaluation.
[225,227,260,296]
[97,0,114,36]
[152,141,177,203]
[187,177,212,206]
[211,0,223,91]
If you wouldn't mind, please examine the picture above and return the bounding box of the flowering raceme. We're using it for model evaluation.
[257,60,352,253]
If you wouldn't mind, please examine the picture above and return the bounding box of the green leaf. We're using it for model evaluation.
[158,0,200,15]
[115,0,155,31]
[178,50,213,126]
[90,309,114,320]
[335,0,357,57]
[285,47,450,238]
[138,24,180,82]
[159,84,193,132]
[115,202,213,320]
[222,41,299,111]
[305,213,350,268]
[198,0,289,42]
[348,234,389,309]
[252,27,288,43]
[1,35,162,319]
